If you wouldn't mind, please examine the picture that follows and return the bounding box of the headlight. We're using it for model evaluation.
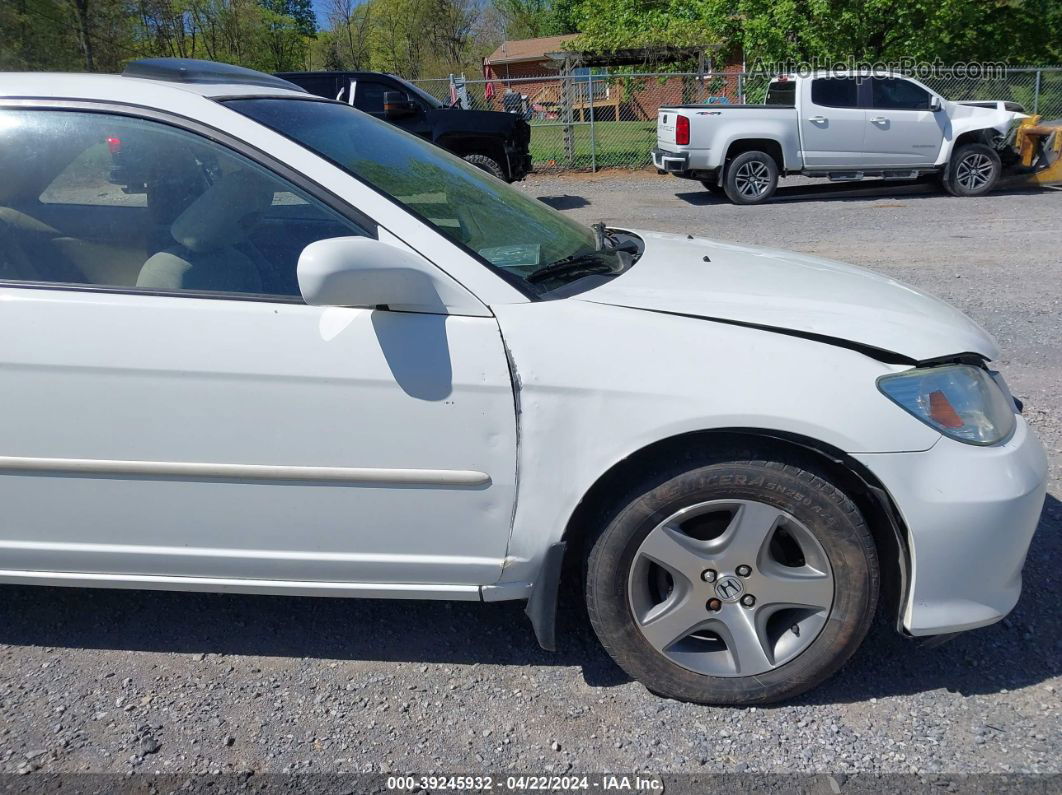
[877,364,1017,445]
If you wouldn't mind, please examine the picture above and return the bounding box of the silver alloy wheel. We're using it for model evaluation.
[955,152,995,190]
[627,499,834,677]
[734,160,772,198]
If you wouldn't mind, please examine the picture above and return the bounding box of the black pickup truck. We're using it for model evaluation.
[278,71,533,182]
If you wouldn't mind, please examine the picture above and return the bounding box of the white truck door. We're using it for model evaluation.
[0,107,517,590]
[864,77,945,166]
[799,77,867,168]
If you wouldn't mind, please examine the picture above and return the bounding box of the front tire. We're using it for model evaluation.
[723,151,779,205]
[585,456,878,705]
[463,153,506,180]
[943,143,1001,197]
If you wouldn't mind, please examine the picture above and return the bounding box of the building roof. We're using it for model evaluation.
[485,34,580,66]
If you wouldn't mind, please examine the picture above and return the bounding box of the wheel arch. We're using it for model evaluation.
[723,138,786,172]
[953,128,998,149]
[557,428,911,634]
[437,134,509,176]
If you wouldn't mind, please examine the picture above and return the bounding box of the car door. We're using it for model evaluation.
[864,77,945,166]
[0,106,517,592]
[799,77,867,169]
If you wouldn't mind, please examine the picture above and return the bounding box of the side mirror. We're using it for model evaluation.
[929,96,943,112]
[297,236,483,315]
[383,90,417,120]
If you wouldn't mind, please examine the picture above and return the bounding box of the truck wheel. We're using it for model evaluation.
[723,151,778,205]
[943,143,1001,197]
[700,180,727,196]
[463,154,506,180]
[585,455,878,705]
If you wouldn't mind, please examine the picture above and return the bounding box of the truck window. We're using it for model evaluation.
[872,77,931,110]
[352,80,390,114]
[811,77,859,108]
[765,81,796,106]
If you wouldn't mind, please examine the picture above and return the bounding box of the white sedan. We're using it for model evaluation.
[0,59,1047,705]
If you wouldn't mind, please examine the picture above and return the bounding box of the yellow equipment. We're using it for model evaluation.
[1001,114,1062,188]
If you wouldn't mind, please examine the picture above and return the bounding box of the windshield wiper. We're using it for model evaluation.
[526,252,622,285]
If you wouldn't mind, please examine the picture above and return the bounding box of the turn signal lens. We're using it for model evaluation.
[877,364,1017,445]
[928,389,964,428]
[676,115,690,145]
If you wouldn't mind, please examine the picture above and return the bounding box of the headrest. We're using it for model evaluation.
[170,170,274,253]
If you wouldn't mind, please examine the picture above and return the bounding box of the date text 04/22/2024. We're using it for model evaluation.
[385,774,665,791]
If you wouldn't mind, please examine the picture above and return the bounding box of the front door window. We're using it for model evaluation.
[0,109,367,299]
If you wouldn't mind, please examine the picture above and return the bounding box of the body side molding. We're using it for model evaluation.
[0,456,491,487]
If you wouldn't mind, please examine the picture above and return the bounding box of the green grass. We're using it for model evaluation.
[530,121,657,169]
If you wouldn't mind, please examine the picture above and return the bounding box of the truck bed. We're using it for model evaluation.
[657,105,799,152]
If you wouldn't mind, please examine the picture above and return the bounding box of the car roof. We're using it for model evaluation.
[772,71,909,79]
[0,72,309,108]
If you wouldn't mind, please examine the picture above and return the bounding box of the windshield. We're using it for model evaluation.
[225,98,632,294]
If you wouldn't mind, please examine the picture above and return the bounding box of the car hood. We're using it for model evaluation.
[578,230,999,362]
[947,100,1027,134]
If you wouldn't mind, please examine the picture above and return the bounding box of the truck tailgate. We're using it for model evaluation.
[658,109,678,145]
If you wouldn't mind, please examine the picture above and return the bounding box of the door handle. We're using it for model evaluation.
[807,115,827,123]
[870,116,888,124]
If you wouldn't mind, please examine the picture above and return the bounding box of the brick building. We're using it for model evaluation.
[482,35,744,121]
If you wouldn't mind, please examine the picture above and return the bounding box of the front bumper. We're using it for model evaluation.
[855,417,1048,636]
[651,147,689,174]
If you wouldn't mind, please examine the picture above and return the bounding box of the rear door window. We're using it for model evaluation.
[811,78,860,108]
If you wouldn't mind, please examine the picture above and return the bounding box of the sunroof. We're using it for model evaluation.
[122,58,306,92]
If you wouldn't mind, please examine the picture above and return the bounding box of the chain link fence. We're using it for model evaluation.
[411,67,1062,172]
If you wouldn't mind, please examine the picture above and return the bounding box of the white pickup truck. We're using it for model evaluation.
[653,72,1025,204]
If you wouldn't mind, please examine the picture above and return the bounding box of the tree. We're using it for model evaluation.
[570,0,1061,66]
[0,0,84,71]
[370,0,427,76]
[138,0,199,59]
[319,0,373,69]
[260,0,315,70]
[363,0,480,77]
[428,0,475,65]
[261,0,316,36]
[68,0,97,70]
[489,0,577,39]
[0,0,140,73]
[491,0,550,38]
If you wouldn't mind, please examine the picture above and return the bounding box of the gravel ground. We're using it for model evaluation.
[1,174,1059,779]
